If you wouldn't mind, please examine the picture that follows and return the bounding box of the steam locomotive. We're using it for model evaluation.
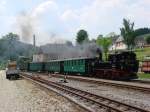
[19,51,139,80]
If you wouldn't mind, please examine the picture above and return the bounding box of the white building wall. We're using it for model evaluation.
[109,36,127,51]
[109,43,127,51]
[33,54,47,62]
[116,42,127,50]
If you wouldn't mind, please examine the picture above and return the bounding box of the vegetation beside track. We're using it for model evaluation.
[109,47,150,61]
[135,47,150,61]
[138,73,150,79]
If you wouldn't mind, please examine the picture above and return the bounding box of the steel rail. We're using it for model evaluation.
[21,73,150,112]
[51,74,150,93]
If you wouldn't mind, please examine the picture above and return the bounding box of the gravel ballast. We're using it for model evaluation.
[39,74,150,111]
[0,71,86,112]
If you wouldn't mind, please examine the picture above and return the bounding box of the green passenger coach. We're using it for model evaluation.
[28,62,45,72]
[63,57,97,76]
[45,60,63,73]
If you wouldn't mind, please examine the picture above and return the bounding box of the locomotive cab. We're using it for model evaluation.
[92,51,139,80]
[109,51,139,72]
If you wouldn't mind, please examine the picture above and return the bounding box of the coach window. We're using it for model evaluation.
[74,60,76,65]
[79,60,81,65]
[81,60,83,64]
[76,60,78,65]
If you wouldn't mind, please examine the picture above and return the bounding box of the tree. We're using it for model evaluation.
[1,33,20,60]
[106,32,117,37]
[65,41,73,46]
[3,32,19,41]
[97,34,103,38]
[134,28,150,37]
[0,32,36,69]
[76,29,89,44]
[96,37,112,60]
[120,18,136,50]
[146,35,150,44]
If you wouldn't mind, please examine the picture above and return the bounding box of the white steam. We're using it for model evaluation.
[15,0,62,45]
[16,12,36,42]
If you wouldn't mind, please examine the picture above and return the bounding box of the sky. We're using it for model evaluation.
[0,0,150,45]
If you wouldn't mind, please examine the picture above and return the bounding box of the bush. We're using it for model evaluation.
[145,35,150,44]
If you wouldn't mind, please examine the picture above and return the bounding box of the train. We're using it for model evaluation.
[18,51,139,80]
[6,61,19,80]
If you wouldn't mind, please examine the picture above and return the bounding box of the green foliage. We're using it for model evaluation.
[0,32,33,68]
[145,35,150,44]
[2,33,20,60]
[120,18,136,50]
[2,32,19,41]
[0,60,7,70]
[76,29,89,44]
[138,73,150,79]
[96,36,112,60]
[65,41,73,46]
[134,28,150,37]
[135,47,150,61]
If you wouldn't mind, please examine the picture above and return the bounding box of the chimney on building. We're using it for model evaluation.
[33,34,36,48]
[33,34,36,54]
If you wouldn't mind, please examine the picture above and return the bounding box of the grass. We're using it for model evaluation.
[134,47,150,61]
[0,63,6,70]
[138,73,150,79]
[136,47,150,79]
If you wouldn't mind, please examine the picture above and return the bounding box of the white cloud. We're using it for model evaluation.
[59,0,150,38]
[61,9,78,21]
[0,0,6,15]
[32,0,58,17]
[2,0,150,45]
[125,0,150,26]
[0,0,6,7]
[59,0,126,38]
[13,0,60,44]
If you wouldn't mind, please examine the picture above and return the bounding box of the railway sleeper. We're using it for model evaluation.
[21,74,150,112]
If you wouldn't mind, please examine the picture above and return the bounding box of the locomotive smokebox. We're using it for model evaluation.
[96,48,102,60]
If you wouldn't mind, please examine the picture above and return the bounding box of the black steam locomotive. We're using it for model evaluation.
[94,51,139,80]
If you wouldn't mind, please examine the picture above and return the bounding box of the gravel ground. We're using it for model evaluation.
[0,71,86,112]
[39,74,150,111]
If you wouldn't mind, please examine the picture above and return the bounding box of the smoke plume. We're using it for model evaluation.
[16,12,36,42]
[39,41,101,60]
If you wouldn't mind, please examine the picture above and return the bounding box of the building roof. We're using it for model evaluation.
[116,36,124,42]
[136,33,150,41]
[110,35,119,44]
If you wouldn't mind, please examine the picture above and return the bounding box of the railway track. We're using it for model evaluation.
[50,74,150,93]
[131,79,150,84]
[21,73,149,112]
